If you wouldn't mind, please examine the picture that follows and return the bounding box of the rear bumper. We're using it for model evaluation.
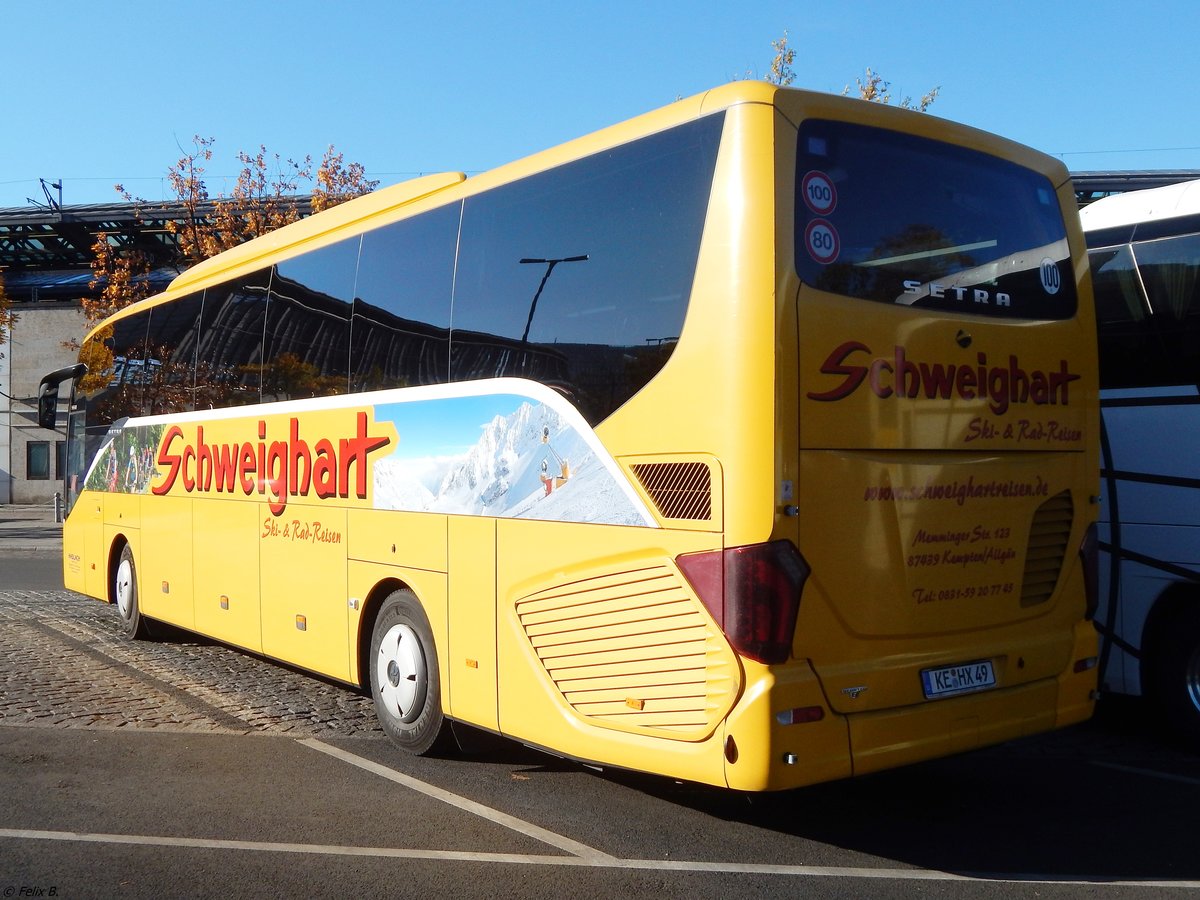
[849,621,1097,777]
[723,621,1097,790]
[848,677,1059,776]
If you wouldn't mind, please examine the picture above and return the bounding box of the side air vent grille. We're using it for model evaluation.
[630,461,712,522]
[515,565,739,739]
[1021,490,1073,607]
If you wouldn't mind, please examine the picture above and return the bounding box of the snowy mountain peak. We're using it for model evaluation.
[371,395,647,526]
[432,402,568,512]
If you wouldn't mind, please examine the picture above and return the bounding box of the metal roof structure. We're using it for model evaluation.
[1,200,189,271]
[0,197,315,267]
[0,196,314,303]
[1071,170,1200,206]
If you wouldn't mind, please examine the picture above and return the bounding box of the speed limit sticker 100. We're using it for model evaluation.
[801,170,838,215]
[805,218,840,265]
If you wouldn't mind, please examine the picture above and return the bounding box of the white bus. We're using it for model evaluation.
[1080,178,1200,747]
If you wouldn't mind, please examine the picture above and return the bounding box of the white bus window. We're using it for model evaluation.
[1136,233,1200,323]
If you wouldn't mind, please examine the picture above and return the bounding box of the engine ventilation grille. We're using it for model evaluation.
[1021,490,1073,607]
[630,461,712,522]
[515,564,738,739]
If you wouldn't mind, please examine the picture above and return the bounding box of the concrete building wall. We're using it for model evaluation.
[2,303,87,505]
[0,328,10,504]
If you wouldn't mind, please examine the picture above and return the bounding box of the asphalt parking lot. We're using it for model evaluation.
[2,503,1199,898]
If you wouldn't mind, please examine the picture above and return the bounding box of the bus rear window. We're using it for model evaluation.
[795,119,1075,319]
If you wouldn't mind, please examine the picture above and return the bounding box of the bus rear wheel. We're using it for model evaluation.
[1150,604,1200,750]
[369,589,452,756]
[114,544,152,640]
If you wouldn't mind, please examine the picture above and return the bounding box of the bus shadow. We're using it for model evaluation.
[603,704,1200,882]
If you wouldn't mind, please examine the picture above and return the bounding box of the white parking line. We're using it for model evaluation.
[1091,761,1200,787]
[0,829,574,865]
[3,828,1199,888]
[298,737,614,861]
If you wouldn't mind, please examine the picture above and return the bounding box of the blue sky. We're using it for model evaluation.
[377,394,523,461]
[2,0,1197,209]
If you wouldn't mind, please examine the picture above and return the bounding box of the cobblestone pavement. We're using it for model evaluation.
[2,585,1193,771]
[0,588,381,737]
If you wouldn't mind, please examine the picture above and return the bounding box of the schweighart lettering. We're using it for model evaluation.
[806,341,1079,415]
[152,411,391,516]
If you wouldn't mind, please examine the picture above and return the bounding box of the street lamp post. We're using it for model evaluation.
[518,255,588,342]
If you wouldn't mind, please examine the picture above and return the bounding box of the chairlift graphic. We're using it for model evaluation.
[538,423,571,496]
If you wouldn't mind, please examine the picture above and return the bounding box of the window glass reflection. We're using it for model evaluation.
[72,307,153,497]
[144,292,204,414]
[1090,244,1147,327]
[195,270,271,407]
[77,308,152,422]
[1094,236,1200,388]
[263,241,358,401]
[796,119,1075,319]
[1136,233,1200,323]
[350,202,460,391]
[275,238,360,304]
[451,113,724,423]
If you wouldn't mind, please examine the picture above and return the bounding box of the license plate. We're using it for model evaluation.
[921,660,996,699]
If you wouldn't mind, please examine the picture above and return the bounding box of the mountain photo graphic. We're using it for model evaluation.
[371,391,651,527]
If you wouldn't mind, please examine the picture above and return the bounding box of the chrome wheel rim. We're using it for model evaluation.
[115,557,134,620]
[376,623,426,724]
[1186,644,1200,714]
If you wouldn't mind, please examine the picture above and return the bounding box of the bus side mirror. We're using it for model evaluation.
[37,364,87,430]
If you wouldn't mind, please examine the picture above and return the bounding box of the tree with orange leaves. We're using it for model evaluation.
[81,138,377,335]
[0,274,15,359]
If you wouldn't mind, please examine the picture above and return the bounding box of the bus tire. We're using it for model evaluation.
[1150,603,1200,749]
[113,544,152,640]
[369,589,452,756]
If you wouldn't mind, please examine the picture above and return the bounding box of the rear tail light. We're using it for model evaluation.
[677,539,809,665]
[1079,522,1099,620]
[776,706,825,725]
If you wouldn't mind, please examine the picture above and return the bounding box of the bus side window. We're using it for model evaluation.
[350,202,459,392]
[195,269,271,407]
[1135,233,1200,386]
[450,115,723,424]
[1137,233,1200,322]
[1092,244,1157,389]
[77,308,153,422]
[144,291,204,414]
[264,239,360,401]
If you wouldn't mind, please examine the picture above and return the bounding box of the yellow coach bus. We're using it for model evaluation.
[42,82,1100,790]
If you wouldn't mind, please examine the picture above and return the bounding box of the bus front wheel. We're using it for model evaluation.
[114,544,152,640]
[1150,604,1200,750]
[369,589,453,756]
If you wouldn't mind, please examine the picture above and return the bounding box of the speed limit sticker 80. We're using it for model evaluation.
[804,218,840,265]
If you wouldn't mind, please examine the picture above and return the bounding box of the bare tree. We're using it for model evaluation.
[761,31,940,111]
[844,66,940,111]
